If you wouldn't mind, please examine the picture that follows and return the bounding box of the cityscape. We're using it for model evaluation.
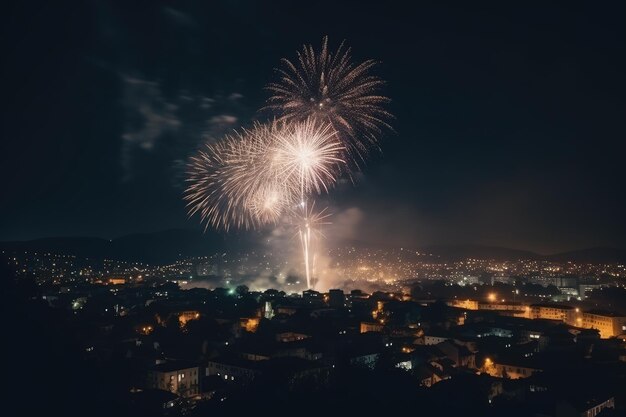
[4,245,626,293]
[3,1,626,417]
[3,242,626,415]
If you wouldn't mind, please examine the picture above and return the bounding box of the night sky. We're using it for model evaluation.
[2,1,625,253]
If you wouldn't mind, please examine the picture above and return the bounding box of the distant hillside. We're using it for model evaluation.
[419,244,540,261]
[0,229,251,264]
[546,247,626,264]
[420,244,626,264]
[0,236,109,258]
[2,232,625,265]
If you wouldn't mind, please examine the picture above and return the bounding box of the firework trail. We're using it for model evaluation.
[293,202,332,289]
[266,36,392,165]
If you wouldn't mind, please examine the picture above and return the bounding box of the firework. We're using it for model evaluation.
[184,120,345,233]
[184,125,275,231]
[223,123,289,225]
[185,139,238,231]
[269,118,345,195]
[186,36,391,290]
[266,36,392,164]
[248,183,291,225]
[269,119,344,288]
[292,201,332,239]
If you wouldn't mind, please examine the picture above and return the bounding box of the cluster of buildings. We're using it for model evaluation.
[5,248,625,295]
[30,274,623,416]
[450,299,626,338]
[4,247,626,415]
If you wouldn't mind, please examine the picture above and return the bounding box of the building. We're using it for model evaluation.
[581,310,626,338]
[556,396,615,417]
[262,301,274,319]
[550,276,578,288]
[484,358,541,379]
[240,317,260,333]
[448,299,528,316]
[303,289,322,301]
[178,310,201,326]
[328,289,346,309]
[206,357,259,385]
[449,299,626,339]
[478,301,528,316]
[126,389,179,415]
[276,332,310,343]
[360,321,384,333]
[350,352,379,369]
[437,340,476,368]
[423,332,450,345]
[275,305,298,316]
[448,299,479,310]
[147,361,200,398]
[413,363,447,387]
[578,284,601,299]
[530,304,576,323]
[266,358,331,390]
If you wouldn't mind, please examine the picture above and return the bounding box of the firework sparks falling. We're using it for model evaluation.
[266,36,392,164]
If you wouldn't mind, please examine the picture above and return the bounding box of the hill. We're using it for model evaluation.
[2,232,625,265]
[0,229,243,264]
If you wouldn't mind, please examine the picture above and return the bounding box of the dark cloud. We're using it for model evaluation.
[119,73,244,183]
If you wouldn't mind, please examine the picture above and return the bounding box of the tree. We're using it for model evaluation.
[236,285,249,297]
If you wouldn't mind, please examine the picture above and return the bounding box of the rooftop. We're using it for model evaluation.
[530,303,574,310]
[152,360,199,373]
[585,310,625,317]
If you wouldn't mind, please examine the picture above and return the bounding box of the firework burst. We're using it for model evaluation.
[266,36,392,164]
[248,183,292,225]
[269,118,345,195]
[184,138,244,231]
[184,125,275,231]
[184,120,345,232]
